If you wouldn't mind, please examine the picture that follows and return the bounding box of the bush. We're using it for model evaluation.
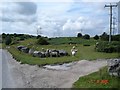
[112,34,120,41]
[36,35,41,39]
[95,41,120,53]
[36,37,49,45]
[83,34,90,39]
[83,44,90,46]
[77,33,82,37]
[5,36,12,45]
[100,32,109,41]
[93,35,99,40]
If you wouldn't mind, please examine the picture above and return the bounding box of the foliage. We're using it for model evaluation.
[100,32,109,41]
[36,37,49,45]
[93,35,99,40]
[95,41,120,53]
[83,34,90,39]
[77,33,82,37]
[112,34,120,41]
[36,35,41,39]
[73,67,120,88]
[5,36,12,45]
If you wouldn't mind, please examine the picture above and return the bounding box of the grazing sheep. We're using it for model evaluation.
[45,49,50,57]
[71,46,77,56]
[49,49,60,57]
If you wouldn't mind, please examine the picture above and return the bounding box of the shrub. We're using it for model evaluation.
[95,41,120,53]
[77,33,82,37]
[93,35,99,40]
[83,34,90,39]
[36,37,49,45]
[36,35,41,39]
[83,44,90,46]
[112,34,120,41]
[100,32,109,41]
[5,36,12,45]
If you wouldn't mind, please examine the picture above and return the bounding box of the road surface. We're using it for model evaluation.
[1,49,108,88]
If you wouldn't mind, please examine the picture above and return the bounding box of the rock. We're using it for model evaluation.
[28,49,34,55]
[58,50,68,56]
[107,59,120,77]
[17,45,25,51]
[21,47,29,53]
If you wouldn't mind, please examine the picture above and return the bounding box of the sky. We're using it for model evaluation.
[0,0,120,37]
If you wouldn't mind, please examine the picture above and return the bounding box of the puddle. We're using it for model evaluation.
[43,62,77,70]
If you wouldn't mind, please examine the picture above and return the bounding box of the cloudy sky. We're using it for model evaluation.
[0,0,119,37]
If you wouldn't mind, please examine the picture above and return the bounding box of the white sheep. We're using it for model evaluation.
[71,46,77,56]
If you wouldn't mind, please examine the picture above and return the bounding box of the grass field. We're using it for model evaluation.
[6,38,120,66]
[73,67,120,88]
[0,43,2,49]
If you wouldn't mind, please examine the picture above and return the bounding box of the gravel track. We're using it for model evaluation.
[1,49,108,88]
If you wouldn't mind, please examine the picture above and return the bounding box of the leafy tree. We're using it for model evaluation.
[93,35,99,40]
[83,34,90,39]
[100,32,109,41]
[2,33,6,39]
[36,35,41,39]
[77,33,82,37]
[5,36,12,45]
[36,37,49,45]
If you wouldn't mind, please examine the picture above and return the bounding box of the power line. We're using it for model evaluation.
[105,3,117,42]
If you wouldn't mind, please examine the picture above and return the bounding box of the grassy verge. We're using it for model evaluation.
[73,67,120,88]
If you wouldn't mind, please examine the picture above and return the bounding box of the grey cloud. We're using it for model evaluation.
[16,2,37,15]
[1,15,37,24]
[1,17,14,22]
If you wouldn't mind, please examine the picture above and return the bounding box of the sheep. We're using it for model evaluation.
[49,49,60,57]
[71,46,77,56]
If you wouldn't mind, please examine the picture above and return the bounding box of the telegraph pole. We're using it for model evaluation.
[113,17,116,35]
[37,26,42,36]
[105,3,117,42]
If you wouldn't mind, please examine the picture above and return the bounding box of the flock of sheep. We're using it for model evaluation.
[17,45,78,58]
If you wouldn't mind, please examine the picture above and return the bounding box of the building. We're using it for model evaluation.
[118,1,120,34]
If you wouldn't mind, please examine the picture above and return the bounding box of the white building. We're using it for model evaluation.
[118,1,120,34]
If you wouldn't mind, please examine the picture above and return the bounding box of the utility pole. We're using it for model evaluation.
[113,17,116,35]
[105,3,117,42]
[37,26,42,36]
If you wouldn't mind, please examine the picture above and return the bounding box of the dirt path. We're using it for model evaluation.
[2,49,108,88]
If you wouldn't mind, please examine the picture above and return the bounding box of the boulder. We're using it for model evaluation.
[58,50,68,56]
[17,45,25,51]
[28,49,34,55]
[21,47,29,53]
[107,59,120,77]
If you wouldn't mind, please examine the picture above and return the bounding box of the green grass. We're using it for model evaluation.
[0,43,2,49]
[48,37,97,45]
[7,38,120,66]
[73,67,120,88]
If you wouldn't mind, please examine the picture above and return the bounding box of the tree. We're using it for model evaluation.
[36,35,41,39]
[2,33,6,39]
[36,37,49,45]
[77,33,82,37]
[93,35,99,40]
[100,32,109,41]
[83,34,90,39]
[5,36,12,45]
